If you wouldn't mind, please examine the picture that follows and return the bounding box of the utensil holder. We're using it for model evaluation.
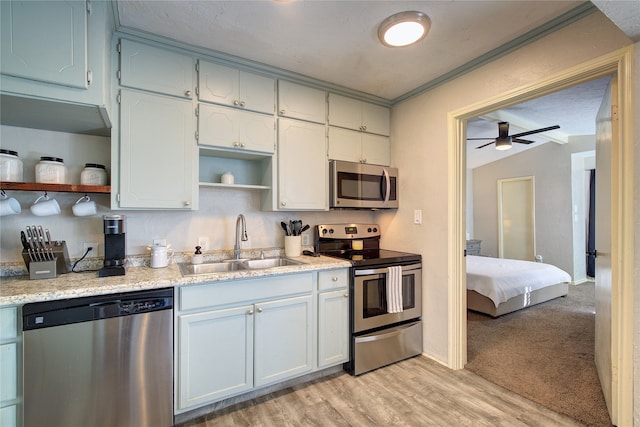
[29,258,57,280]
[284,235,302,258]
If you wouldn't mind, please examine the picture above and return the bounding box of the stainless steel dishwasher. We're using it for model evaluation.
[22,288,173,427]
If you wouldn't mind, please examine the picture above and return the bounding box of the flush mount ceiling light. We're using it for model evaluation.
[378,11,431,47]
[494,136,513,151]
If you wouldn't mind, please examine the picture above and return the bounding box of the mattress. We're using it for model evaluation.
[466,255,572,307]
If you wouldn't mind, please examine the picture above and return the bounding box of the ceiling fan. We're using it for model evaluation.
[468,121,560,150]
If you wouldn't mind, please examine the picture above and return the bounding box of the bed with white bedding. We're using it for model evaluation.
[466,255,572,317]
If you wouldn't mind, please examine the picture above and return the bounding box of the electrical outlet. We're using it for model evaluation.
[82,242,98,256]
[198,236,209,251]
[153,239,167,246]
[301,233,310,246]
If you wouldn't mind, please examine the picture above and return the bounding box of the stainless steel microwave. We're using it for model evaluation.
[330,161,398,209]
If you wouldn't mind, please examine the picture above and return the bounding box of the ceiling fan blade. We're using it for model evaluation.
[512,138,535,144]
[511,125,560,138]
[475,140,496,149]
[466,137,496,140]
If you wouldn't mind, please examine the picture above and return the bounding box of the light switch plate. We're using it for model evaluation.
[414,209,423,224]
[198,236,209,251]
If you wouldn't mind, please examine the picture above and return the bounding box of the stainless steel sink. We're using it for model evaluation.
[243,257,303,269]
[179,260,246,276]
[178,257,302,276]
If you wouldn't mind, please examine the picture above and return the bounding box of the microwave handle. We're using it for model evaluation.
[382,168,391,203]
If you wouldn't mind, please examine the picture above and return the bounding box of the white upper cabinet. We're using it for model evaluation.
[328,127,390,166]
[1,0,87,89]
[120,39,194,99]
[276,119,328,211]
[328,93,390,136]
[118,89,197,209]
[198,103,275,154]
[198,61,275,114]
[278,81,326,124]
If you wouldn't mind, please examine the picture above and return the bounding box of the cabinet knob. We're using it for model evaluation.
[344,293,349,298]
[280,201,287,206]
[332,276,338,281]
[362,125,367,131]
[359,126,364,131]
[239,101,246,107]
[247,309,254,315]
[233,142,240,147]
[257,307,263,313]
[185,90,192,97]
[234,100,240,106]
[279,109,286,115]
[240,142,245,148]
[183,201,191,206]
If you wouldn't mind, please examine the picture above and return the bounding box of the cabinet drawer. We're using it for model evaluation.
[318,269,349,291]
[179,273,313,311]
[0,343,17,402]
[0,308,17,340]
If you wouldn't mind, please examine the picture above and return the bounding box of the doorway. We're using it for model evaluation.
[447,47,634,425]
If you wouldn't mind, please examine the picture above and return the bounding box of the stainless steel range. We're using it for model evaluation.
[315,223,422,375]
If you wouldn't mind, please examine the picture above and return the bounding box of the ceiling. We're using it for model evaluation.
[115,1,638,167]
[116,0,587,101]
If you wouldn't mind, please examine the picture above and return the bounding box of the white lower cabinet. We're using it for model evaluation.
[0,307,20,427]
[175,269,349,414]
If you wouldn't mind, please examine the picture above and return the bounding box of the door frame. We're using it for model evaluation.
[497,176,536,260]
[447,46,634,424]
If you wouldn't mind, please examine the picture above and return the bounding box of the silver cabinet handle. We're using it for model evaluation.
[240,101,246,107]
[185,90,192,97]
[247,309,254,315]
[281,201,287,206]
[332,276,338,281]
[344,293,349,298]
[240,142,245,148]
[257,307,263,313]
[279,109,286,115]
[183,201,191,206]
[234,100,240,106]
[362,125,367,131]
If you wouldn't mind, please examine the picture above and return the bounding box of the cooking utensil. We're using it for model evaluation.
[300,224,310,234]
[281,221,290,236]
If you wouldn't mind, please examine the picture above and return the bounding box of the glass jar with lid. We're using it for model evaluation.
[0,149,23,182]
[80,163,108,186]
[35,157,67,184]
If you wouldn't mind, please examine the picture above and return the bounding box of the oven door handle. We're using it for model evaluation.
[354,263,422,276]
[356,327,405,343]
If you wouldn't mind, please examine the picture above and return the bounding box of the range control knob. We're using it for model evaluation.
[329,228,334,234]
[367,227,372,232]
[322,228,328,234]
[373,227,378,233]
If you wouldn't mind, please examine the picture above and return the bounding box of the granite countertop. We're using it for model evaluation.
[0,255,351,307]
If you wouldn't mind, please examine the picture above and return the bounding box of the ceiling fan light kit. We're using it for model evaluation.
[495,137,512,151]
[378,11,431,47]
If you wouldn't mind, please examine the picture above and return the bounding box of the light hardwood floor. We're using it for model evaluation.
[181,356,582,426]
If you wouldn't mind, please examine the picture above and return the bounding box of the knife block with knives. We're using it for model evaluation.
[21,226,71,279]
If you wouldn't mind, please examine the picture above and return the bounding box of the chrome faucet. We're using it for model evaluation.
[234,214,248,259]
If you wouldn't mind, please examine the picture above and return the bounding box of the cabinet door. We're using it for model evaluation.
[327,127,362,163]
[199,61,274,114]
[277,119,327,210]
[177,305,254,410]
[254,295,313,387]
[318,289,349,368]
[361,102,390,136]
[119,90,197,209]
[120,39,193,99]
[1,0,87,88]
[328,93,361,131]
[278,81,326,124]
[199,103,274,153]
[361,133,390,166]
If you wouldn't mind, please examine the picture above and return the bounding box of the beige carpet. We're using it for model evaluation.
[466,282,612,427]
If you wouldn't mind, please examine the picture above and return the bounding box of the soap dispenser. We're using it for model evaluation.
[192,245,203,265]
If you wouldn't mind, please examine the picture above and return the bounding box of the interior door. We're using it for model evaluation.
[594,78,614,423]
[497,176,535,260]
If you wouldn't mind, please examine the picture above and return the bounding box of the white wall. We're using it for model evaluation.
[380,12,631,364]
[472,136,595,278]
[0,126,374,263]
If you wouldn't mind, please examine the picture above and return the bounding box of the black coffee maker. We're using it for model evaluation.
[99,215,126,277]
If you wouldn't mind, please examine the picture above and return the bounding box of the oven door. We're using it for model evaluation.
[353,263,421,333]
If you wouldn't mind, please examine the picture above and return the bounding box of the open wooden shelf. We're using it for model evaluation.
[0,181,111,194]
